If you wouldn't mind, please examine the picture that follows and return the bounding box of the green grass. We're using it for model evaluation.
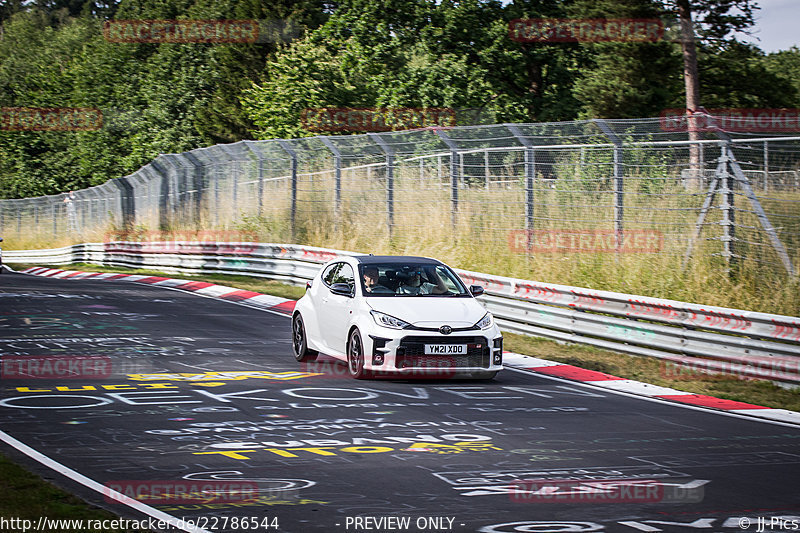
[0,454,149,532]
[504,332,800,412]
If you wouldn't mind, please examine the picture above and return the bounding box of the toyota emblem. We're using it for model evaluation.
[439,325,453,335]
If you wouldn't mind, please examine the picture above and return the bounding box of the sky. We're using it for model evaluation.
[738,0,800,53]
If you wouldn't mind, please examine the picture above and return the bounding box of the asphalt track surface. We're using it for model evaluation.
[1,272,799,533]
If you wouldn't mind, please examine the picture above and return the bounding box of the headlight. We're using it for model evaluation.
[370,310,411,329]
[474,312,493,330]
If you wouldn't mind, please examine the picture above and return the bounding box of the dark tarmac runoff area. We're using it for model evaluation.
[1,271,799,533]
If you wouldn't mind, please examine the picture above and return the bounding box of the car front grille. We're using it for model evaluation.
[395,336,490,369]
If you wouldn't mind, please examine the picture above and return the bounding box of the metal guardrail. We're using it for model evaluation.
[7,241,800,384]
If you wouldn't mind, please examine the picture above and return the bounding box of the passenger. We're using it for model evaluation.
[396,269,447,295]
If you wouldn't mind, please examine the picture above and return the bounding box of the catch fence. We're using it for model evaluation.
[1,116,799,279]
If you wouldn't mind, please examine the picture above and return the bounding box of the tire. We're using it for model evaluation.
[292,314,318,362]
[347,329,369,379]
[471,370,498,380]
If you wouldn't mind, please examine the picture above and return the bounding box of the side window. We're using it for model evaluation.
[322,263,341,286]
[332,263,355,290]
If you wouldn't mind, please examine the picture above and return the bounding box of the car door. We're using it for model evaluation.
[316,262,355,355]
[306,262,340,343]
[320,263,355,354]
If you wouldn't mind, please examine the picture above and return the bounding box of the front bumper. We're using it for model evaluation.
[365,329,503,376]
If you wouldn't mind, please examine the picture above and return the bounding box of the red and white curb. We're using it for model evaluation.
[502,351,800,426]
[21,266,800,426]
[21,266,296,316]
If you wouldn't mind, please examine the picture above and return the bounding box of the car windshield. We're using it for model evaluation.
[359,262,468,297]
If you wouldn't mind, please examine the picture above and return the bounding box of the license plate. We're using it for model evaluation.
[424,344,467,355]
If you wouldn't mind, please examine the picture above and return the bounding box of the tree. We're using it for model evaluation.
[762,47,800,107]
[567,0,682,118]
[242,0,585,139]
[658,0,759,184]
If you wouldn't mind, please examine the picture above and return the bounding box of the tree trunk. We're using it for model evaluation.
[677,0,702,189]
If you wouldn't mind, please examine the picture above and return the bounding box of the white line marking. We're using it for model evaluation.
[0,429,211,533]
[505,366,800,429]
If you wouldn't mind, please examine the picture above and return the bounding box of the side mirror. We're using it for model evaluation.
[330,283,353,297]
[469,285,485,297]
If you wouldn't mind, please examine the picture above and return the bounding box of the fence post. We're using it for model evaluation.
[148,159,171,231]
[180,152,206,225]
[763,140,769,193]
[434,129,459,228]
[594,119,624,251]
[506,124,536,249]
[718,148,736,272]
[241,141,265,218]
[367,133,395,237]
[683,152,723,270]
[319,136,342,219]
[112,177,135,233]
[277,140,298,241]
[219,144,241,215]
[711,126,796,276]
[484,149,490,189]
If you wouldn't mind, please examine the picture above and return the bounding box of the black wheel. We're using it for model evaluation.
[292,314,317,362]
[347,329,369,379]
[471,370,498,380]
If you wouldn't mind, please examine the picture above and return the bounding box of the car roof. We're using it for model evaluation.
[354,255,442,266]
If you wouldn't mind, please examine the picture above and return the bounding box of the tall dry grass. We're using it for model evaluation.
[4,160,798,316]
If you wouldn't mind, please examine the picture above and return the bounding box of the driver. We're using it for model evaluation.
[363,266,389,293]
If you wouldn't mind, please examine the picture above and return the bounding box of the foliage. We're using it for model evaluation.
[1,0,799,199]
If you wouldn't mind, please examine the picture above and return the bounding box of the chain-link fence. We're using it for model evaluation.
[2,116,799,284]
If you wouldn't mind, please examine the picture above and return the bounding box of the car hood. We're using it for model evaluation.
[367,297,486,327]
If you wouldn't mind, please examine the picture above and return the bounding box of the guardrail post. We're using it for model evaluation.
[367,133,395,237]
[277,140,298,241]
[434,129,459,228]
[594,119,624,251]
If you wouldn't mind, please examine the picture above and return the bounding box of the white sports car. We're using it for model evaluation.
[291,255,503,379]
